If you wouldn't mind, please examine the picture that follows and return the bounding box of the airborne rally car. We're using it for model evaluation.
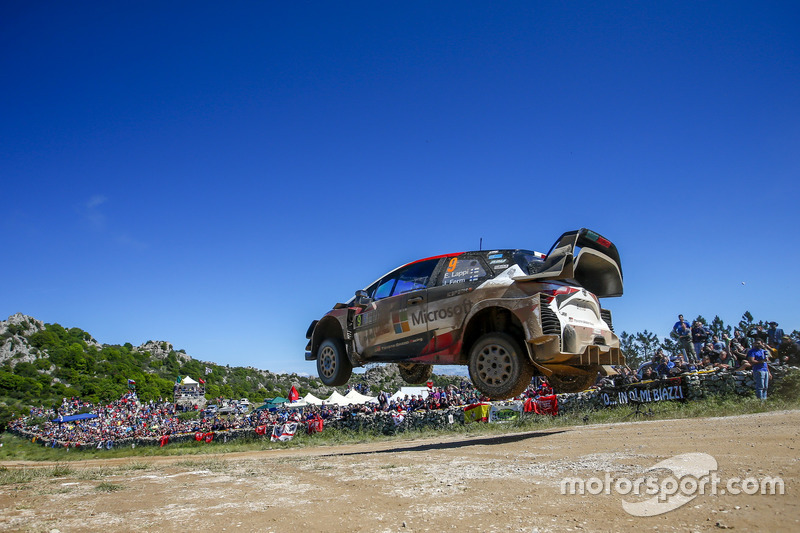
[305,228,625,399]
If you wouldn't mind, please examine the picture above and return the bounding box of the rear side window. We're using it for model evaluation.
[440,255,488,285]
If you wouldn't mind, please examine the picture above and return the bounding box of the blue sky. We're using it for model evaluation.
[2,2,798,374]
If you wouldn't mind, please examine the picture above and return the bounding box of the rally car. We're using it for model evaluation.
[305,228,625,398]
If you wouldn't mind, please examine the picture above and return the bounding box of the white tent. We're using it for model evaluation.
[282,393,324,409]
[343,389,378,404]
[301,393,324,405]
[322,391,350,406]
[389,387,430,402]
[181,376,199,385]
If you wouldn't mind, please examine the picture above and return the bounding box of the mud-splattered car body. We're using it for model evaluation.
[305,228,625,398]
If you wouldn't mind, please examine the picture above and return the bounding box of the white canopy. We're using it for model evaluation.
[344,389,378,404]
[181,376,199,385]
[389,387,430,402]
[282,393,325,409]
[301,393,324,405]
[322,391,350,406]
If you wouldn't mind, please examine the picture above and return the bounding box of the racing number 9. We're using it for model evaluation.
[447,258,458,272]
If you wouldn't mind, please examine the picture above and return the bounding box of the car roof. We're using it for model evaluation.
[404,248,543,267]
[370,249,543,286]
[340,249,545,305]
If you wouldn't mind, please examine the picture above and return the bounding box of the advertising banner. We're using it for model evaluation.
[600,377,685,407]
[489,403,523,423]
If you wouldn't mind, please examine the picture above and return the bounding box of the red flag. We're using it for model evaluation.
[204,432,214,443]
[159,435,169,447]
[198,378,205,384]
[255,425,267,436]
[532,394,558,416]
[288,386,299,402]
[523,397,535,413]
[194,432,203,441]
[307,416,324,434]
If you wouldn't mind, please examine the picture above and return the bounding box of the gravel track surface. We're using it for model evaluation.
[1,410,798,532]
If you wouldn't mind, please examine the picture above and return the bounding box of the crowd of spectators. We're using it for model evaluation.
[595,317,799,393]
[9,318,798,447]
[8,381,501,448]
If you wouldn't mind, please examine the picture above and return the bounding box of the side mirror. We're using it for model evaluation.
[354,289,371,305]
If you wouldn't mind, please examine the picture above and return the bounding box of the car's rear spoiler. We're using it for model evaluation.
[513,228,623,297]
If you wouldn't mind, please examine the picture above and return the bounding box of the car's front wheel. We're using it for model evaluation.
[316,338,352,386]
[468,333,534,400]
[397,363,433,384]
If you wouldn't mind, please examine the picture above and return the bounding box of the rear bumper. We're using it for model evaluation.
[528,336,625,366]
[574,345,625,366]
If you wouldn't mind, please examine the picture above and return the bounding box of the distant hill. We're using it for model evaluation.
[0,313,462,428]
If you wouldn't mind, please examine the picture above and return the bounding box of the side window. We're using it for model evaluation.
[439,255,488,286]
[392,259,439,296]
[373,259,440,300]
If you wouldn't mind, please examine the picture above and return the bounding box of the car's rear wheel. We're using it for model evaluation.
[468,333,534,400]
[397,363,433,384]
[316,338,352,386]
[547,365,600,393]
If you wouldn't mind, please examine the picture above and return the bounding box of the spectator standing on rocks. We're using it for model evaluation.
[767,322,785,349]
[748,340,772,400]
[691,321,710,361]
[748,324,769,345]
[673,314,696,363]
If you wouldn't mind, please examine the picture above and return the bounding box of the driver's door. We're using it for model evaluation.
[354,258,440,361]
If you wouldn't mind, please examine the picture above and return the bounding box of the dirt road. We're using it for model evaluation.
[1,410,798,532]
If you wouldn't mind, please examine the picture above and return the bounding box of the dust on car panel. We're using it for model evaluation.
[305,228,625,399]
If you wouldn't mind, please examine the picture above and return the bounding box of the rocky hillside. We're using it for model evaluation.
[0,314,461,424]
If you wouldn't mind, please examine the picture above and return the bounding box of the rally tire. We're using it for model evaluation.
[468,332,534,400]
[316,338,352,386]
[547,366,600,393]
[397,363,434,384]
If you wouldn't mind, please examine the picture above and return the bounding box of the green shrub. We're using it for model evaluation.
[774,368,800,402]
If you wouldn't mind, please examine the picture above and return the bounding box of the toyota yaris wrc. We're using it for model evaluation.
[305,228,625,399]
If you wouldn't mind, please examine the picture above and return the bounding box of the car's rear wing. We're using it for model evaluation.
[513,228,623,297]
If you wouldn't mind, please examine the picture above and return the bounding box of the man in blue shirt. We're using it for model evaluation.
[673,314,696,363]
[747,340,772,400]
